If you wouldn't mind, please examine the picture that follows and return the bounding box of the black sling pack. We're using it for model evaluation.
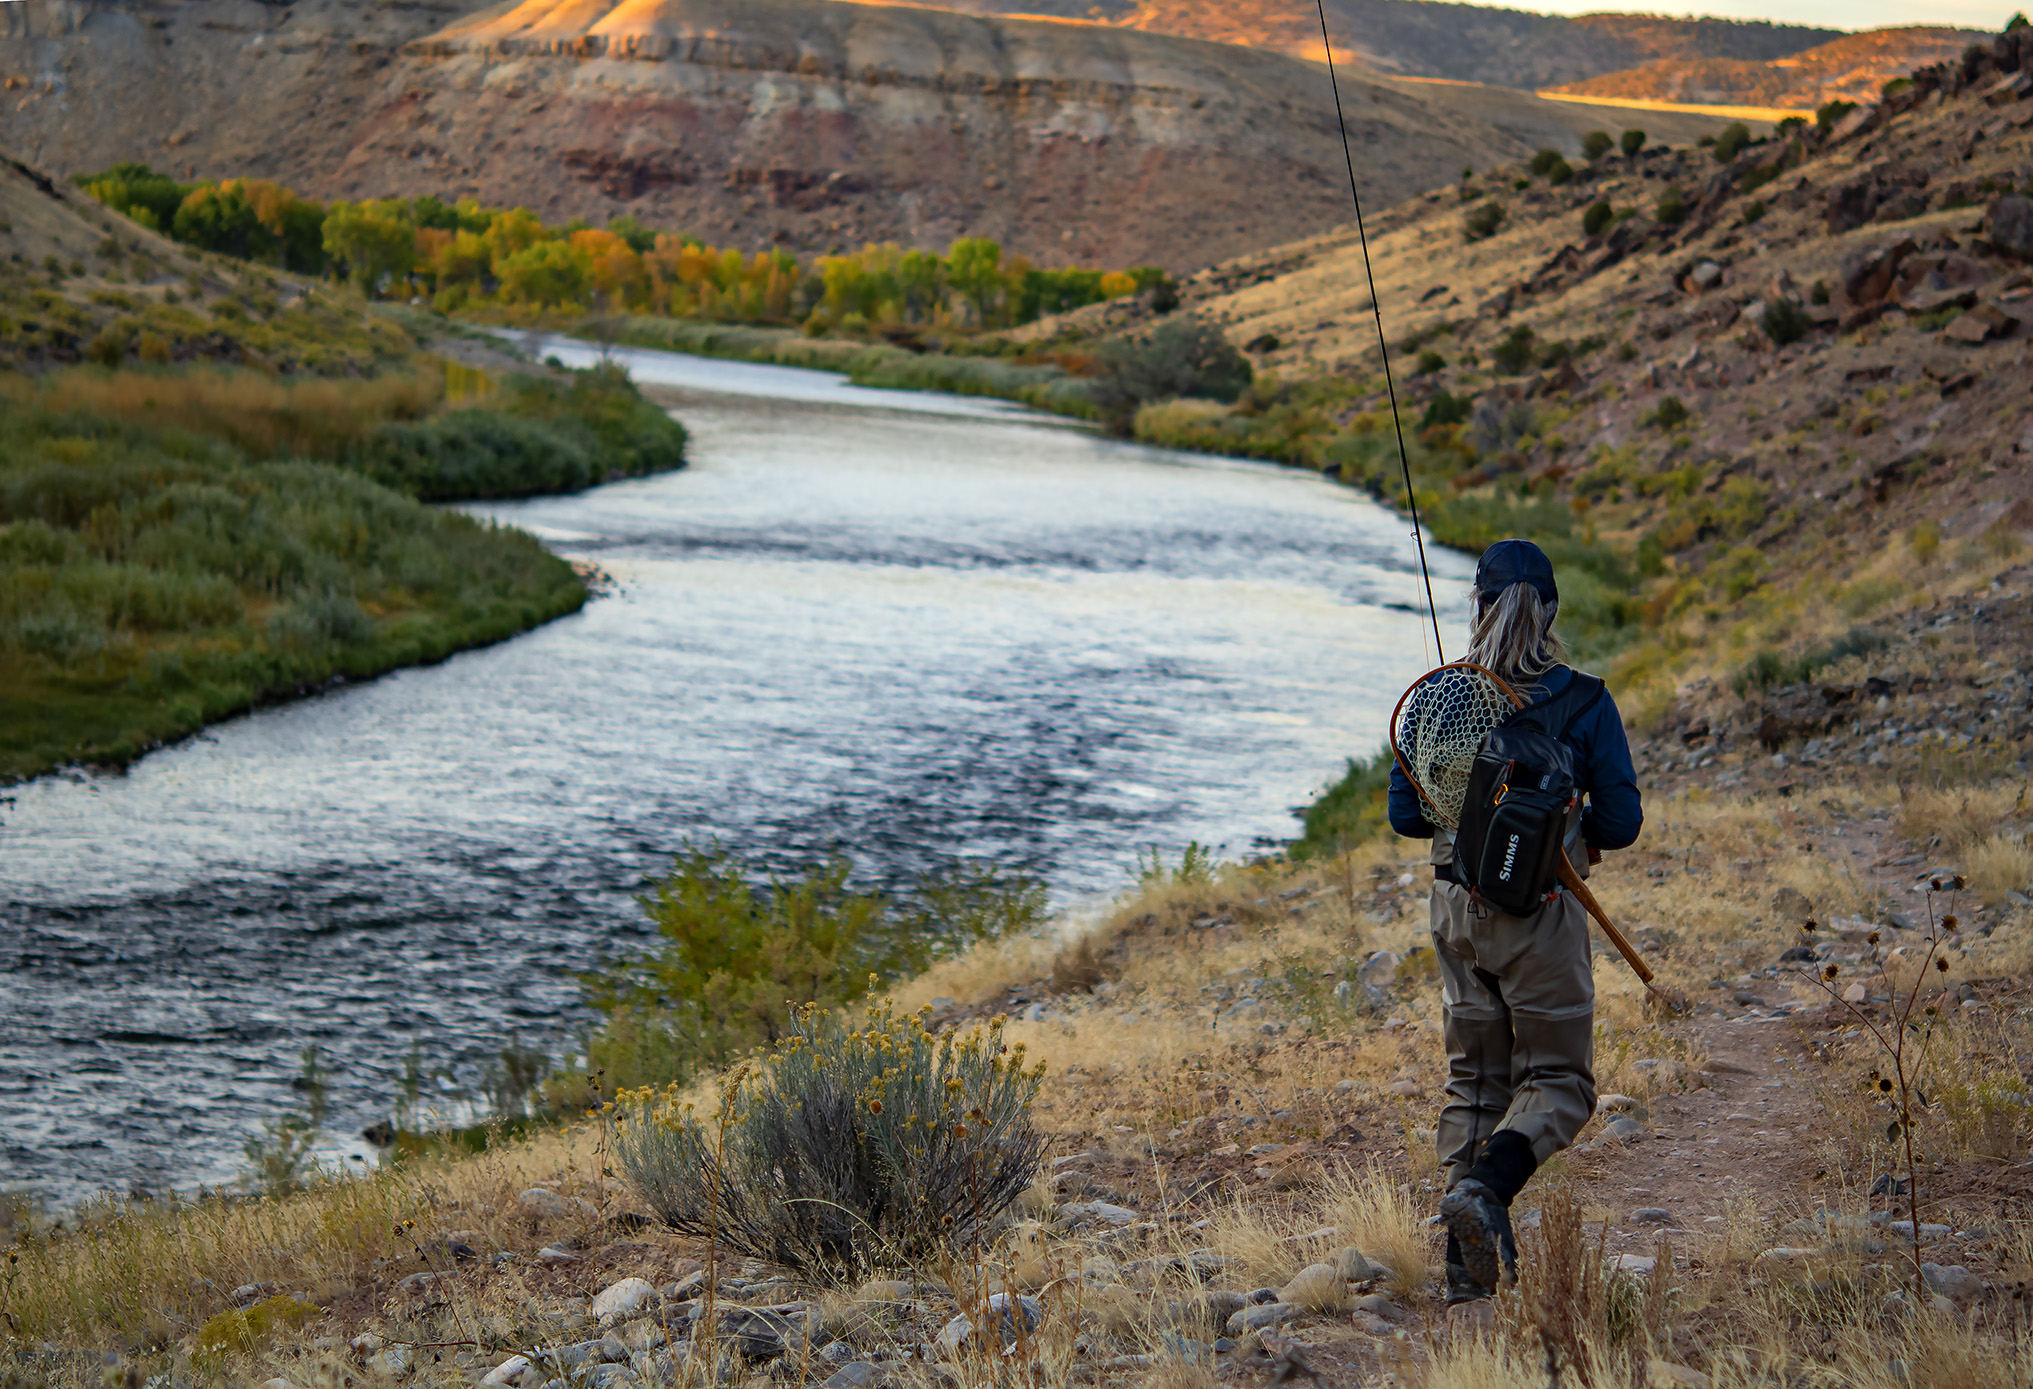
[1453,669,1607,918]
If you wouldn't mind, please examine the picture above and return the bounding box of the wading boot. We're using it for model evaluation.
[1439,1178,1517,1295]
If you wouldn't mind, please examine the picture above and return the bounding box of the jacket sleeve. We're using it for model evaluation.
[1388,758,1436,839]
[1579,692,1643,851]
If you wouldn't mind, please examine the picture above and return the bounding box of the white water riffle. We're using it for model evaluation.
[0,340,1471,1206]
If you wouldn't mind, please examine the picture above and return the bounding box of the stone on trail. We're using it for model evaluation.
[1605,1115,1646,1142]
[1843,983,1868,1003]
[593,1277,656,1326]
[1631,1207,1674,1225]
[941,1293,1044,1356]
[1615,1254,1657,1275]
[1352,1293,1403,1321]
[1277,1262,1347,1311]
[821,1364,884,1389]
[536,1245,579,1266]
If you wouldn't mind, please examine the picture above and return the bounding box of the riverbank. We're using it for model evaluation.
[0,354,687,784]
[14,596,2030,1384]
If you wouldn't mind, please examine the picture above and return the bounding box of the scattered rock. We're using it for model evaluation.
[231,1282,278,1307]
[537,1246,579,1266]
[1615,1254,1658,1275]
[1945,305,2013,343]
[1605,1115,1646,1143]
[481,1356,532,1388]
[940,1293,1044,1356]
[592,1278,656,1327]
[1333,1245,1379,1282]
[1359,951,1400,988]
[1165,1289,1248,1334]
[1989,194,2033,262]
[1277,1263,1346,1311]
[1597,1094,1649,1121]
[1631,1208,1674,1225]
[821,1364,884,1389]
[1922,1263,1982,1304]
[1059,1201,1137,1227]
[396,1271,443,1295]
[1648,1361,1710,1389]
[519,1188,597,1221]
[1351,1293,1403,1322]
[1226,1302,1302,1336]
[710,1305,801,1362]
[1843,983,1868,1004]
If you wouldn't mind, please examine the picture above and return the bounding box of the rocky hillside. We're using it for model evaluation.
[1547,25,1991,114]
[937,0,1840,90]
[1028,23,2033,721]
[0,0,1749,272]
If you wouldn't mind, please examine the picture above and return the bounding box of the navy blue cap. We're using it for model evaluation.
[1475,538,1557,604]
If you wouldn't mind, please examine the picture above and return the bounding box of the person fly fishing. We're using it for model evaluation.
[1385,538,1643,1312]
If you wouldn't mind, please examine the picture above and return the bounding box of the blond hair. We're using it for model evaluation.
[1464,581,1568,688]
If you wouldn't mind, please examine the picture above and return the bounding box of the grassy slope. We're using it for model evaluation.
[10,44,2033,1387]
[0,156,691,783]
[0,402,588,782]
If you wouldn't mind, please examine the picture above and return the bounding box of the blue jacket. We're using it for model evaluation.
[1387,665,1643,851]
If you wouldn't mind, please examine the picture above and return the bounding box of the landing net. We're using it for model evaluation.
[1389,663,1520,830]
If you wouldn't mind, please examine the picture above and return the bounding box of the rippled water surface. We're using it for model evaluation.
[0,341,1471,1206]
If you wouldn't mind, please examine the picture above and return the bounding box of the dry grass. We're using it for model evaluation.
[3,1124,605,1359]
[0,363,444,460]
[1317,1158,1431,1295]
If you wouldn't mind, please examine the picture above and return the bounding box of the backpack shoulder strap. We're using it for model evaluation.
[1504,668,1607,736]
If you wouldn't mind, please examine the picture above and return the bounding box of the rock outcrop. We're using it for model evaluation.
[0,0,1556,269]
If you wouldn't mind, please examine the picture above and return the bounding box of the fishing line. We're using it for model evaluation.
[1312,0,1445,665]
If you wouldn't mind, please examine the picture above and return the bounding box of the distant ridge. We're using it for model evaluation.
[1543,26,1990,112]
[925,0,1842,89]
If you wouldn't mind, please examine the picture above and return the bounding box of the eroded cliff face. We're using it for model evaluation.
[0,0,1538,268]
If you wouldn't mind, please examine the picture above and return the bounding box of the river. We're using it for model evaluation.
[0,340,1471,1208]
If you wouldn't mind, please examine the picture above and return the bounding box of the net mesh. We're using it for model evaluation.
[1390,664,1519,829]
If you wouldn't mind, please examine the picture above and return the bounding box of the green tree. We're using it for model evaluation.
[1620,128,1647,158]
[172,184,273,261]
[1582,200,1614,237]
[1712,121,1752,164]
[495,239,593,308]
[945,237,1004,326]
[1580,130,1613,161]
[322,199,416,295]
[1089,317,1252,435]
[74,163,188,231]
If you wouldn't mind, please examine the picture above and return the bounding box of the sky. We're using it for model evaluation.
[1516,0,2016,31]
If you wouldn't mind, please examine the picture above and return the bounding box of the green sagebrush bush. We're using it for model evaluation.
[614,1000,1046,1276]
[347,362,686,501]
[580,850,1046,1094]
[1088,317,1251,436]
[1463,200,1506,241]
